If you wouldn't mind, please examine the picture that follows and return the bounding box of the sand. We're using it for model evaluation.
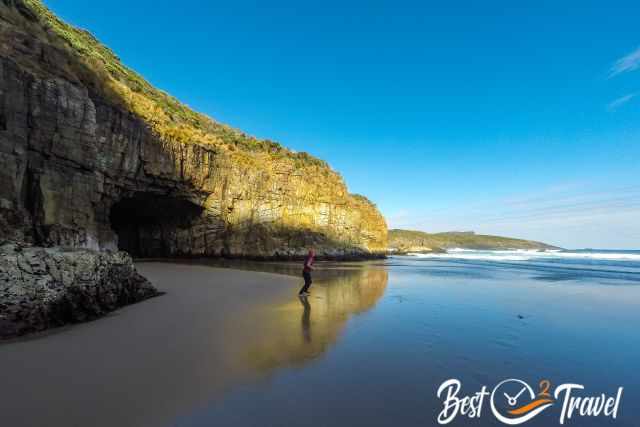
[0,263,301,427]
[0,261,388,427]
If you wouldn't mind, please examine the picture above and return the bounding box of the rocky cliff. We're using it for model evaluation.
[0,0,387,259]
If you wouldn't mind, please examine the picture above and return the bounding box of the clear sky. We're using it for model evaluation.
[47,0,640,249]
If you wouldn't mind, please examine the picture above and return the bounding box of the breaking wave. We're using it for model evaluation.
[407,249,640,262]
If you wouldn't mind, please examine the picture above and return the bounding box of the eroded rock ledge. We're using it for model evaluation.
[0,241,158,339]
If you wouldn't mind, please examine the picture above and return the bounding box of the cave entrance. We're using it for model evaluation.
[109,193,203,258]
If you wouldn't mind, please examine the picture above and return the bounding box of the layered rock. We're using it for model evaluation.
[0,0,388,259]
[0,242,158,338]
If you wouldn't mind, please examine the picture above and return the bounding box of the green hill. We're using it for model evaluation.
[388,229,558,252]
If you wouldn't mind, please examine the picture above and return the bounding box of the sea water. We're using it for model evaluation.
[179,250,640,426]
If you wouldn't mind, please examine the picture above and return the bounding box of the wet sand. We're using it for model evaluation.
[0,262,387,427]
[4,255,638,427]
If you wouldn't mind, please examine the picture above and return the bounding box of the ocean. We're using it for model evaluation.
[179,250,640,426]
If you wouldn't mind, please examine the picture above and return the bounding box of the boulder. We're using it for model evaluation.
[0,241,158,339]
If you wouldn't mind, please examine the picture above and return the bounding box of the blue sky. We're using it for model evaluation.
[47,0,640,248]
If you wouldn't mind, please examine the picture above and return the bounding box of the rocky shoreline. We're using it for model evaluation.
[0,0,387,338]
[135,251,387,263]
[0,242,385,339]
[0,241,159,339]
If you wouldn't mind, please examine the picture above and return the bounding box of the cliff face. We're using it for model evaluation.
[0,0,387,258]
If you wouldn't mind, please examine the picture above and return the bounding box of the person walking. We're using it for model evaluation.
[298,249,315,296]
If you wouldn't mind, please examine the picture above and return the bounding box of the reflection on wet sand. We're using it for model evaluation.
[242,267,389,372]
[0,261,388,427]
[300,296,311,343]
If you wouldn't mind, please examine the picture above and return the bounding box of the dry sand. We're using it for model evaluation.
[0,264,300,427]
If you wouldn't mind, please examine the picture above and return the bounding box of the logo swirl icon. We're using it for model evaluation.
[504,386,527,406]
[490,379,554,425]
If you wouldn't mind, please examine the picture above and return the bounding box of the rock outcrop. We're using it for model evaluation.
[0,241,158,338]
[0,0,388,259]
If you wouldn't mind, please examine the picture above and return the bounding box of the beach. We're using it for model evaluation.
[0,261,387,427]
[1,2,637,426]
[1,253,639,426]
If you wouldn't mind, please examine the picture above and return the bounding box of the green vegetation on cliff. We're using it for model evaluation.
[0,0,388,255]
[388,229,558,252]
[10,0,327,167]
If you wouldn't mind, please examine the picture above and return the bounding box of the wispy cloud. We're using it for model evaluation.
[610,46,640,77]
[607,93,637,111]
[392,183,640,248]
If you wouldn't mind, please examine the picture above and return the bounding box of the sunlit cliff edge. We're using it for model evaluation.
[0,0,388,259]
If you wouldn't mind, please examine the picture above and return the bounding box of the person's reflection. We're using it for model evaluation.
[298,295,311,343]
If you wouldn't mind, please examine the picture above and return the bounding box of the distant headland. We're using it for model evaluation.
[387,229,559,254]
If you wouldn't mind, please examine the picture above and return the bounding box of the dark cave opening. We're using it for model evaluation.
[109,193,203,258]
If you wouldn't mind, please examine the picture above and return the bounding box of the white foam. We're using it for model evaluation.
[407,252,530,261]
[405,250,640,262]
[540,252,640,261]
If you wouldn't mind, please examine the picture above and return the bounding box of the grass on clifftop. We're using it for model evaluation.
[388,229,558,251]
[16,0,328,169]
[350,194,377,207]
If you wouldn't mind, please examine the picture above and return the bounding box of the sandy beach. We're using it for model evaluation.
[2,255,640,426]
[0,262,387,427]
[1,2,638,426]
